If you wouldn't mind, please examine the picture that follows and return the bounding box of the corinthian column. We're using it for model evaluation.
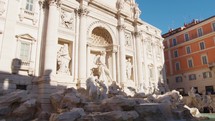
[117,24,126,87]
[43,0,61,78]
[134,31,143,90]
[77,8,89,84]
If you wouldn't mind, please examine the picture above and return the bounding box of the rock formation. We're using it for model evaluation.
[0,79,203,121]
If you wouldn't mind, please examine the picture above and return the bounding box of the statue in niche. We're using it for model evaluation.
[126,58,133,80]
[57,44,71,75]
[61,10,73,29]
[93,51,113,85]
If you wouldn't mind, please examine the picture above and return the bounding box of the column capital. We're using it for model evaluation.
[77,8,89,17]
[134,31,142,38]
[48,0,62,7]
[117,24,126,31]
[112,45,118,53]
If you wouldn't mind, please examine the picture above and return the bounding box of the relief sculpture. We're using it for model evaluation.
[61,10,73,29]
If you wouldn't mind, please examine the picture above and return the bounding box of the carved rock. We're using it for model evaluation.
[101,95,137,111]
[50,108,85,121]
[50,90,64,112]
[12,99,38,120]
[0,90,28,106]
[78,111,139,121]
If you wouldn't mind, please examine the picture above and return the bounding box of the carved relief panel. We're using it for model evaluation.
[60,9,74,30]
[125,32,132,48]
[145,36,153,59]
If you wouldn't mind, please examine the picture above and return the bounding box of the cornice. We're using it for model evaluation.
[88,1,117,17]
[163,16,215,39]
[166,31,215,50]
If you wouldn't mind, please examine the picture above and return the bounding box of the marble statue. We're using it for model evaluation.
[148,90,183,109]
[116,0,125,11]
[95,79,108,100]
[94,51,113,85]
[126,58,132,80]
[86,77,98,101]
[186,87,214,112]
[134,4,141,19]
[108,81,122,96]
[57,44,71,75]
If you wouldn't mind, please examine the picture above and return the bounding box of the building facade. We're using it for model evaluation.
[163,16,215,95]
[0,0,165,109]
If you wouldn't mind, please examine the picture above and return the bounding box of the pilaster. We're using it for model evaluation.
[117,24,126,87]
[77,7,89,85]
[43,0,61,78]
[112,47,118,81]
[134,31,143,91]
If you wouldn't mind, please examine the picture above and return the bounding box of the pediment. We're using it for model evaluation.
[15,34,36,41]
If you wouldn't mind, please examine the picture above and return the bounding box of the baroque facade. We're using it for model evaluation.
[163,16,215,95]
[0,0,165,109]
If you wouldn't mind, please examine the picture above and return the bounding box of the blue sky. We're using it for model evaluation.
[135,0,215,34]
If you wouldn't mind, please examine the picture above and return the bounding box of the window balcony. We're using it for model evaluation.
[208,62,215,70]
[11,58,34,75]
[19,8,37,25]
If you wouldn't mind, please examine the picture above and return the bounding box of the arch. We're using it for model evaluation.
[87,21,117,45]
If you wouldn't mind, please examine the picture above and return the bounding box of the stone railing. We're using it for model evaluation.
[21,61,30,67]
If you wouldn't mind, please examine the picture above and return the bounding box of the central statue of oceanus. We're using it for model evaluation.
[91,51,113,85]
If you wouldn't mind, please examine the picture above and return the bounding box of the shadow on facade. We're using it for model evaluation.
[0,58,64,96]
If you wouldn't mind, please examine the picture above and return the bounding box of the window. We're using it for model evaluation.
[199,41,205,50]
[20,42,31,61]
[212,22,215,31]
[193,87,199,93]
[197,28,203,37]
[172,38,177,46]
[176,76,183,83]
[175,62,180,71]
[184,33,190,41]
[174,50,178,58]
[203,71,212,79]
[14,34,35,74]
[201,55,208,64]
[25,0,34,11]
[19,0,37,25]
[189,74,196,80]
[186,46,191,54]
[205,86,214,95]
[187,58,193,68]
[16,84,27,90]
